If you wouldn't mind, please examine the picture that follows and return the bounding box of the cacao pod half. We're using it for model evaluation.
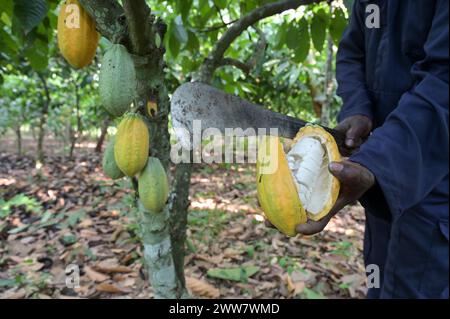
[99,44,137,118]
[102,137,125,180]
[257,125,341,237]
[138,157,169,213]
[114,114,149,177]
[57,0,99,69]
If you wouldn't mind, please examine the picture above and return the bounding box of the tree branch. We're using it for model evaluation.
[198,0,325,83]
[78,0,127,44]
[220,58,252,74]
[122,0,154,55]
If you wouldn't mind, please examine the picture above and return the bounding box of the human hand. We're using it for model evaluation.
[335,115,373,156]
[294,160,375,235]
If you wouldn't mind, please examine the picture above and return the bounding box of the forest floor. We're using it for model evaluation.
[0,135,367,299]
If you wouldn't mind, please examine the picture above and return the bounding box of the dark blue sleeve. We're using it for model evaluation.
[350,0,449,215]
[336,1,374,121]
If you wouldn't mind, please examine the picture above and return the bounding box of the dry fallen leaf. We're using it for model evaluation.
[84,265,109,282]
[186,277,220,299]
[95,258,133,274]
[95,282,126,294]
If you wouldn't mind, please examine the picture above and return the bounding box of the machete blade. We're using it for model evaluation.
[171,82,345,147]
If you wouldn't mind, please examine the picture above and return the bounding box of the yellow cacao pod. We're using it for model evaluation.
[257,125,341,237]
[57,0,99,69]
[138,157,169,213]
[114,114,149,177]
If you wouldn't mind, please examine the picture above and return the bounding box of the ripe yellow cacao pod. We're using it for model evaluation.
[138,157,169,213]
[114,114,149,177]
[257,125,341,237]
[57,0,99,69]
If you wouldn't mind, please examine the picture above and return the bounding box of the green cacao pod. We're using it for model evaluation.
[114,114,149,177]
[138,157,169,213]
[57,0,99,69]
[102,138,124,180]
[99,44,137,117]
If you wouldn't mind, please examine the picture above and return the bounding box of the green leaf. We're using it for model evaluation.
[177,0,193,22]
[329,7,348,45]
[168,32,180,58]
[155,33,161,48]
[285,24,299,50]
[292,18,310,64]
[60,234,77,246]
[213,0,227,10]
[172,16,188,44]
[0,279,16,287]
[207,266,260,282]
[13,0,48,34]
[303,287,327,299]
[8,224,30,234]
[186,30,200,53]
[274,22,287,50]
[311,10,327,52]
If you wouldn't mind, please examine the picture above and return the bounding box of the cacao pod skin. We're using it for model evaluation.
[138,157,169,213]
[114,114,149,177]
[257,136,307,237]
[99,44,137,118]
[57,0,99,69]
[291,125,341,221]
[102,138,125,180]
[256,126,342,236]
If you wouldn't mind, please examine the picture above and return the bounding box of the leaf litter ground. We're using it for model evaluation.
[0,147,367,299]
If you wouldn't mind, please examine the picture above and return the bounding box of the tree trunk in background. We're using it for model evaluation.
[95,118,110,153]
[321,35,334,126]
[69,81,82,159]
[15,126,22,156]
[37,73,51,165]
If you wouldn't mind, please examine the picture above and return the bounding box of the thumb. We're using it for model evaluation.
[328,161,348,182]
[345,123,369,148]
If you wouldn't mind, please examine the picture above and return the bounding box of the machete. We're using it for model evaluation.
[171,82,346,148]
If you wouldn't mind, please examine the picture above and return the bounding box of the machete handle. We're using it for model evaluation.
[323,126,347,150]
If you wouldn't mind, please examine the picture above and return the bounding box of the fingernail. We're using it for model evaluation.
[346,138,355,147]
[329,162,343,172]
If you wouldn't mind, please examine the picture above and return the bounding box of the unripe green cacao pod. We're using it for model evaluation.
[138,157,169,213]
[57,0,99,69]
[114,114,149,177]
[102,138,125,180]
[99,44,137,118]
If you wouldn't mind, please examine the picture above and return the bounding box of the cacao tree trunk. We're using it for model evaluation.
[36,73,51,165]
[95,118,110,153]
[15,125,22,156]
[321,32,334,126]
[69,81,82,159]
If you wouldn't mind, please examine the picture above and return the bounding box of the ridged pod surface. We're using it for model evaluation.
[99,44,137,118]
[114,114,149,177]
[138,157,169,213]
[257,136,307,237]
[256,125,341,236]
[102,138,124,180]
[57,0,99,69]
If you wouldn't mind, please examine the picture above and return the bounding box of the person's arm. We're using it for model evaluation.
[350,0,449,215]
[336,1,373,121]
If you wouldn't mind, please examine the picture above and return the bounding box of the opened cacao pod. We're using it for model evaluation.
[57,0,99,69]
[257,125,341,237]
